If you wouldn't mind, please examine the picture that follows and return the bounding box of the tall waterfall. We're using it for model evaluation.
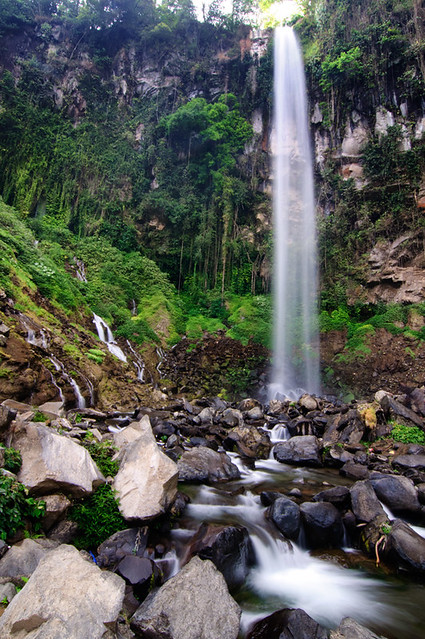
[269,26,320,400]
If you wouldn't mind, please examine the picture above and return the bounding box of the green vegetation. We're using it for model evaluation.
[390,422,425,445]
[82,434,120,478]
[0,475,45,540]
[70,484,125,549]
[0,445,22,474]
[32,411,49,422]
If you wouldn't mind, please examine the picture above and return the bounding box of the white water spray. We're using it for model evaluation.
[269,26,320,400]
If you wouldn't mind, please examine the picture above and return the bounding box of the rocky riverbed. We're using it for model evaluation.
[0,387,425,638]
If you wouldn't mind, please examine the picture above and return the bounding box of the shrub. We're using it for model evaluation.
[70,484,125,549]
[390,422,425,445]
[0,475,45,540]
[82,435,119,477]
[0,446,22,474]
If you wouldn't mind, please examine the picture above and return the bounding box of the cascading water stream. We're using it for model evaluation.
[92,313,128,363]
[269,26,320,400]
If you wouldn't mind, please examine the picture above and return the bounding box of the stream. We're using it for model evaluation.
[160,433,425,638]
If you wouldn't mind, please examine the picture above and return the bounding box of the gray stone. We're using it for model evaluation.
[246,406,264,421]
[113,416,178,521]
[247,607,328,639]
[39,493,71,532]
[0,544,125,639]
[370,474,420,514]
[0,582,17,604]
[97,527,148,568]
[385,519,425,573]
[300,501,344,548]
[11,422,105,497]
[178,447,240,483]
[380,395,423,428]
[330,617,388,639]
[130,556,240,639]
[221,408,244,427]
[393,454,425,471]
[223,425,271,459]
[0,538,59,578]
[312,486,350,509]
[198,407,216,425]
[269,496,301,540]
[350,481,386,523]
[299,394,318,412]
[47,519,78,543]
[274,436,322,467]
[37,401,64,419]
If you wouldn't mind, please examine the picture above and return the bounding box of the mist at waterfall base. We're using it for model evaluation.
[269,26,320,401]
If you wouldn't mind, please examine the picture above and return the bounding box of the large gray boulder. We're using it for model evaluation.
[350,480,386,523]
[223,425,272,459]
[11,422,104,497]
[268,496,301,540]
[370,474,421,515]
[0,544,125,639]
[385,519,425,573]
[274,435,322,467]
[300,502,344,548]
[0,538,59,579]
[246,607,327,639]
[113,416,178,521]
[131,556,240,639]
[177,447,240,482]
[330,617,388,639]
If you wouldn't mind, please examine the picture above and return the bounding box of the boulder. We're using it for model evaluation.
[350,481,386,523]
[97,527,148,568]
[113,417,178,521]
[392,454,425,471]
[385,519,425,573]
[323,410,365,447]
[238,398,261,412]
[178,447,240,483]
[268,496,301,540]
[300,502,344,548]
[246,406,264,421]
[370,474,421,515]
[0,583,16,604]
[299,394,319,412]
[330,617,388,639]
[221,408,244,427]
[379,394,423,428]
[0,403,16,437]
[246,607,327,639]
[117,555,162,599]
[47,519,78,543]
[313,486,351,510]
[198,407,216,425]
[39,493,71,532]
[11,422,104,497]
[184,522,254,590]
[274,436,322,467]
[223,425,271,459]
[0,538,59,578]
[130,556,240,639]
[340,461,370,480]
[0,544,125,639]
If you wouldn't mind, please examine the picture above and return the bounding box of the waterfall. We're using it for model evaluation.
[269,26,320,400]
[92,313,127,363]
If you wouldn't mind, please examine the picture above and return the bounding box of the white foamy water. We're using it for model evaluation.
[92,313,127,363]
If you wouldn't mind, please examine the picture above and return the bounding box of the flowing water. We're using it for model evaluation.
[92,313,128,363]
[269,26,320,400]
[164,429,425,638]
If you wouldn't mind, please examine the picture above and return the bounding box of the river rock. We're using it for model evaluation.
[350,481,386,523]
[323,410,365,447]
[113,417,178,521]
[184,522,254,590]
[246,607,328,639]
[392,454,425,471]
[313,486,351,509]
[300,501,344,548]
[370,474,421,515]
[0,544,125,639]
[198,407,216,425]
[299,394,318,412]
[330,617,388,638]
[238,398,261,412]
[130,556,241,639]
[274,435,322,467]
[0,583,16,604]
[178,447,240,482]
[11,422,105,496]
[246,406,264,421]
[340,461,370,480]
[117,555,162,599]
[0,538,59,578]
[268,496,301,540]
[221,408,244,427]
[385,519,425,573]
[223,425,271,459]
[97,527,148,568]
[39,493,72,532]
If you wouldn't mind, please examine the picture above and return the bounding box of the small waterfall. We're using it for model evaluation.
[20,315,49,350]
[156,347,166,376]
[49,356,86,409]
[269,26,320,400]
[73,257,87,283]
[126,340,145,382]
[92,313,127,363]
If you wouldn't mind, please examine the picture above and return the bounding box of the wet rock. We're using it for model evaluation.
[299,394,318,412]
[221,408,244,427]
[113,417,178,521]
[223,425,271,459]
[117,555,162,600]
[0,544,125,639]
[238,398,261,412]
[409,388,425,417]
[300,501,344,548]
[370,474,421,515]
[246,406,264,421]
[324,446,355,467]
[416,483,425,504]
[246,607,327,639]
[312,486,351,510]
[274,435,322,467]
[178,447,240,483]
[385,519,425,573]
[340,461,370,480]
[130,556,240,639]
[0,538,59,578]
[184,522,254,590]
[392,454,425,471]
[330,617,388,639]
[11,422,105,497]
[323,410,365,447]
[97,527,148,568]
[260,491,283,506]
[198,407,216,425]
[350,481,386,523]
[268,496,301,540]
